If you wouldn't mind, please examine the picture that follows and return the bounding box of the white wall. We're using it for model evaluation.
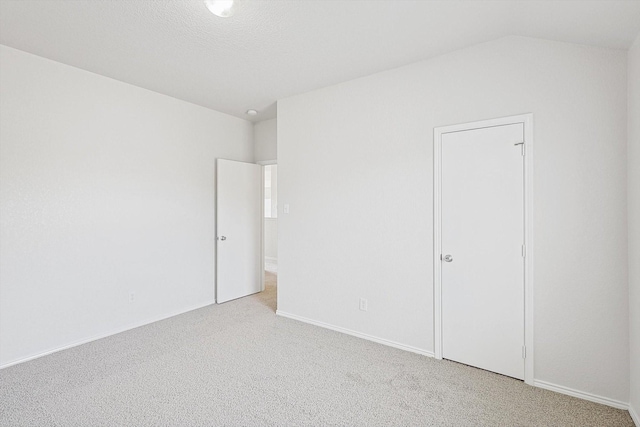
[0,45,254,367]
[278,36,629,404]
[264,219,278,260]
[628,32,640,423]
[254,118,277,163]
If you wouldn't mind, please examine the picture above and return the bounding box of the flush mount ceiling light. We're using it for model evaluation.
[246,109,258,116]
[204,0,236,18]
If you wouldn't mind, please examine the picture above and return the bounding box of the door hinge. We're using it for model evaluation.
[522,346,527,359]
[514,142,525,156]
[522,244,526,258]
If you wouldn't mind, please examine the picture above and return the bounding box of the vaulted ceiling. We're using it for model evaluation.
[1,0,640,121]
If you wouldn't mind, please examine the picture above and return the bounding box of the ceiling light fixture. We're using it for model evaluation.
[246,109,258,116]
[204,0,236,18]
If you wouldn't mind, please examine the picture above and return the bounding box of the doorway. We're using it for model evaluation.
[263,164,278,299]
[433,114,534,384]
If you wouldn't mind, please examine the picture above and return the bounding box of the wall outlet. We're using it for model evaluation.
[359,297,368,311]
[129,292,135,302]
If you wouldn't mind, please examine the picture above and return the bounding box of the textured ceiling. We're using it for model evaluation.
[1,0,640,122]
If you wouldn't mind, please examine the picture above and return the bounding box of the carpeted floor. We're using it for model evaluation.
[0,270,634,426]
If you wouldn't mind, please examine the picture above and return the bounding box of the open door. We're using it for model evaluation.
[216,159,262,303]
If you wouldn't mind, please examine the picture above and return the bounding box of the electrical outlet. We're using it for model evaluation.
[359,298,368,311]
[129,292,135,302]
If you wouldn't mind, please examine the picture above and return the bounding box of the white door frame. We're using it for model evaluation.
[433,113,534,385]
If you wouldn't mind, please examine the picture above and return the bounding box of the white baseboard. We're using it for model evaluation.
[0,300,215,370]
[629,403,639,426]
[533,380,628,410]
[276,310,434,358]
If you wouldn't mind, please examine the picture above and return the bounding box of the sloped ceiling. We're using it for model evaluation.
[1,0,639,121]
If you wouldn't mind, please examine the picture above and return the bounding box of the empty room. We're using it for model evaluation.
[1,0,639,425]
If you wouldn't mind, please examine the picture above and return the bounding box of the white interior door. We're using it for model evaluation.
[441,123,525,380]
[216,159,262,304]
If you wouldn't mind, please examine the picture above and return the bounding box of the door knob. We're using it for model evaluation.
[219,236,227,241]
[442,254,453,262]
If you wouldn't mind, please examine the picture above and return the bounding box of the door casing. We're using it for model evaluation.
[433,113,534,385]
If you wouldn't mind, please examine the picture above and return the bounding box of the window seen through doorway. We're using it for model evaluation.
[264,165,277,218]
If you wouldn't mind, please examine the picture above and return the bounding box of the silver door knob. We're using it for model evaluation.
[442,254,453,262]
[219,236,226,241]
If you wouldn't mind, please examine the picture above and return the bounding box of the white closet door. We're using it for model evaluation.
[441,123,525,380]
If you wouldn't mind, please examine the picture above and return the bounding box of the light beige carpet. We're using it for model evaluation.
[0,273,633,426]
